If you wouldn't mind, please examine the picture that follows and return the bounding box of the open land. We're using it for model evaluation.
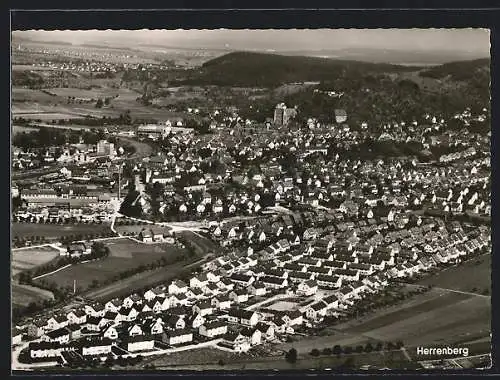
[78,234,216,301]
[416,253,491,293]
[33,238,187,291]
[275,288,490,356]
[11,246,61,276]
[12,86,194,122]
[132,346,413,371]
[12,284,55,307]
[12,222,112,240]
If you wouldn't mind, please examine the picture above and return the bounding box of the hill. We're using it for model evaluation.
[172,51,424,88]
[419,58,490,81]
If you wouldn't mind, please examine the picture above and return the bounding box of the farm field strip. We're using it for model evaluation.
[11,246,61,272]
[417,254,491,293]
[82,259,195,301]
[339,292,472,334]
[12,222,112,239]
[275,288,490,355]
[12,283,54,307]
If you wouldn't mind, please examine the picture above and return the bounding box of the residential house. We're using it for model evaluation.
[199,320,228,338]
[227,309,259,326]
[212,295,233,310]
[297,280,319,296]
[240,327,262,346]
[248,282,267,296]
[220,332,251,352]
[168,280,188,295]
[162,329,193,346]
[123,335,155,352]
[305,301,328,321]
[43,327,70,344]
[103,325,119,340]
[255,322,275,341]
[193,301,213,317]
[144,286,166,302]
[81,338,113,356]
[66,309,87,325]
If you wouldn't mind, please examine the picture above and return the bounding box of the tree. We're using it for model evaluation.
[355,345,364,354]
[12,196,23,211]
[322,347,333,356]
[95,98,104,108]
[285,348,298,363]
[310,348,320,357]
[332,345,342,357]
[364,342,374,353]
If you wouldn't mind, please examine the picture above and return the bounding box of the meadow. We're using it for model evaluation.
[12,222,112,240]
[11,246,61,277]
[275,288,491,356]
[12,84,194,122]
[11,246,60,306]
[12,283,54,307]
[417,253,491,293]
[34,238,187,291]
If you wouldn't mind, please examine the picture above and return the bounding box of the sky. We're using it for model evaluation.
[13,29,490,56]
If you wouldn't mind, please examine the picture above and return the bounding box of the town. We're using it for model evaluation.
[11,29,491,372]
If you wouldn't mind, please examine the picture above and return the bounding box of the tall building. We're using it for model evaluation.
[97,140,116,157]
[334,109,348,123]
[274,103,286,125]
[274,103,297,125]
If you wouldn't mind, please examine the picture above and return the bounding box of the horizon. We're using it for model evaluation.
[12,29,490,62]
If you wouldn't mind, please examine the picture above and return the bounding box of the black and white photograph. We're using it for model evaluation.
[10,22,492,372]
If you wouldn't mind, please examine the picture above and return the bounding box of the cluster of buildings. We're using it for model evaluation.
[14,174,119,224]
[129,105,490,223]
[12,140,117,171]
[18,200,490,361]
[11,78,491,366]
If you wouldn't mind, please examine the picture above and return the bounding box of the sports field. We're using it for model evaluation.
[33,238,187,291]
[11,246,60,276]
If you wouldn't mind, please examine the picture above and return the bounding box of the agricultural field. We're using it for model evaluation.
[136,347,413,371]
[34,238,188,292]
[113,221,162,236]
[12,222,112,240]
[82,235,214,301]
[12,124,39,135]
[417,253,491,293]
[12,82,195,122]
[12,283,54,307]
[11,246,61,277]
[12,111,86,121]
[275,288,491,356]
